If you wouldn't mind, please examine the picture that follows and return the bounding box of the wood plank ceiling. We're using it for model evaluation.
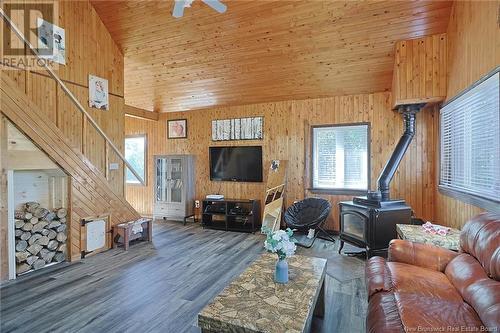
[91,0,452,113]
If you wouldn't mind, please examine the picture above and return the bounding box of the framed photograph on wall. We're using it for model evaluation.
[37,18,66,65]
[89,75,109,110]
[211,116,263,141]
[168,119,187,139]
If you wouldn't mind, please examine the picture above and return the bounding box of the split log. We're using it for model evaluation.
[47,240,58,251]
[15,240,28,252]
[15,211,32,220]
[32,221,48,233]
[56,208,67,219]
[57,244,67,253]
[15,251,28,263]
[56,224,67,233]
[27,243,43,255]
[25,202,40,213]
[54,252,66,263]
[32,259,46,270]
[44,212,56,221]
[15,229,23,237]
[34,207,49,219]
[16,263,31,274]
[47,230,57,240]
[29,216,39,225]
[56,232,67,242]
[36,235,50,246]
[26,256,38,265]
[20,232,32,241]
[48,221,61,229]
[15,220,25,229]
[58,217,67,224]
[41,251,55,263]
[21,223,33,232]
[28,234,42,245]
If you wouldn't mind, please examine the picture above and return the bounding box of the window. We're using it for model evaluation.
[311,124,369,192]
[439,69,499,211]
[125,135,147,185]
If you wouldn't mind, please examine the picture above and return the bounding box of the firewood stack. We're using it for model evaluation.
[15,202,68,275]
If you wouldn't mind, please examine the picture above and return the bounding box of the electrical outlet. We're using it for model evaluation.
[109,163,119,170]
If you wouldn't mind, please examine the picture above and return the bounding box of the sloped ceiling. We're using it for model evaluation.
[92,0,452,112]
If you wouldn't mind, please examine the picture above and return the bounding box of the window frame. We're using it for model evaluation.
[124,134,148,186]
[309,122,371,195]
[438,67,500,213]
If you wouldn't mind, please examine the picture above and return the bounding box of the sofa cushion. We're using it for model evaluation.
[387,262,484,331]
[446,253,500,329]
[388,262,462,301]
[394,293,483,331]
[460,213,500,280]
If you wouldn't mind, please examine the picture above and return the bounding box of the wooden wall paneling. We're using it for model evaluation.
[433,0,499,230]
[84,108,106,174]
[391,33,447,108]
[50,0,124,96]
[0,116,9,281]
[125,91,437,231]
[1,66,26,91]
[95,13,124,97]
[56,82,84,151]
[101,95,125,196]
[26,72,58,124]
[57,0,91,87]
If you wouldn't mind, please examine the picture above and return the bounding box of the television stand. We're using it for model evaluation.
[202,199,261,233]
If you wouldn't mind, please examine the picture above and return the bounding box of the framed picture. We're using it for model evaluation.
[37,18,66,65]
[168,119,187,139]
[211,116,263,141]
[89,75,109,110]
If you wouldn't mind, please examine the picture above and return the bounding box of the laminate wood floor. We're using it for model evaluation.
[0,220,367,333]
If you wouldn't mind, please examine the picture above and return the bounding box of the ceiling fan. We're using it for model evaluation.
[173,0,227,18]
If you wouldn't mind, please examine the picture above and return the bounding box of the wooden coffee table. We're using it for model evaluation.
[198,253,327,333]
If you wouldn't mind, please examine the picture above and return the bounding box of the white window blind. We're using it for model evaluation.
[440,71,500,204]
[312,124,369,191]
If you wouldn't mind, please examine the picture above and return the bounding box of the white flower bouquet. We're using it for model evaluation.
[262,227,297,260]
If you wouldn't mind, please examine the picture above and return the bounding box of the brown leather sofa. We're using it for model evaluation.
[365,212,500,332]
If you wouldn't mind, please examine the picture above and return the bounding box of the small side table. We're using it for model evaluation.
[113,218,153,251]
[396,224,460,251]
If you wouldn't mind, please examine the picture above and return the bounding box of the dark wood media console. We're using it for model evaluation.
[202,199,261,233]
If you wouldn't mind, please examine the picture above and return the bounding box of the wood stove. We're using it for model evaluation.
[339,104,425,257]
[338,199,412,257]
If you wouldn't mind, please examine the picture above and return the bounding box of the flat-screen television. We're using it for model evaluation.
[209,146,263,182]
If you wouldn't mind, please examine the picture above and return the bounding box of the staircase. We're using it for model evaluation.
[1,74,141,261]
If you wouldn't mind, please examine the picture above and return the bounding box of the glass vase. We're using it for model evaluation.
[275,258,289,284]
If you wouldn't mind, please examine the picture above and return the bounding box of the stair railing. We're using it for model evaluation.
[0,8,145,185]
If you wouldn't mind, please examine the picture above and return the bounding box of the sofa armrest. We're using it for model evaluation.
[365,256,392,299]
[388,239,459,272]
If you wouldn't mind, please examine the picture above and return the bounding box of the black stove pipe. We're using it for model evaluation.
[377,104,424,201]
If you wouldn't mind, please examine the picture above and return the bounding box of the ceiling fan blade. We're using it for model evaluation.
[201,0,227,13]
[172,0,186,18]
